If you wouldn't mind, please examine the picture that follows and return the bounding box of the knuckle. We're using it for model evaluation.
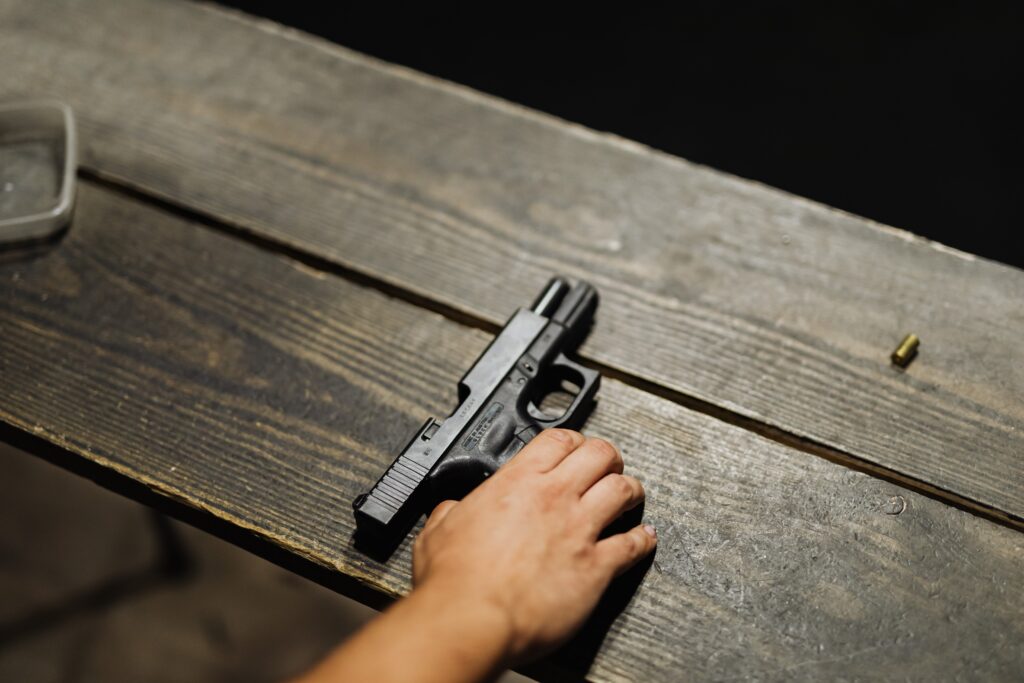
[610,474,634,498]
[542,428,579,445]
[620,532,640,556]
[588,438,622,465]
[625,475,645,500]
[542,474,571,499]
[539,487,568,515]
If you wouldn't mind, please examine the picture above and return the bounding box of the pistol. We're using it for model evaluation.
[353,277,601,541]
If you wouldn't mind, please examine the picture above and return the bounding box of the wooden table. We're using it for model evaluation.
[2,1,1022,680]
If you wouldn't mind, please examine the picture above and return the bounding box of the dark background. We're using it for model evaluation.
[215,2,1023,269]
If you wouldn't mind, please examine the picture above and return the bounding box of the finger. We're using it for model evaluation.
[552,437,623,494]
[423,499,458,532]
[595,524,657,577]
[580,474,645,532]
[509,428,585,472]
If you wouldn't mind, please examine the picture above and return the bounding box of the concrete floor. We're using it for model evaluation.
[0,443,530,682]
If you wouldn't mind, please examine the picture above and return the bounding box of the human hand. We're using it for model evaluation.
[411,429,656,664]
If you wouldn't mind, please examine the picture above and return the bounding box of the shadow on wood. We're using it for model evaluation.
[521,504,653,682]
[0,223,68,265]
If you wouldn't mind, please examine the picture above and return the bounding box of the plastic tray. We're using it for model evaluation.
[0,100,77,243]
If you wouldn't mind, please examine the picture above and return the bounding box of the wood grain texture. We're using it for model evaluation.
[1,0,1021,521]
[2,183,1022,681]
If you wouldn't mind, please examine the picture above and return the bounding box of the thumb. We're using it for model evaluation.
[423,499,458,532]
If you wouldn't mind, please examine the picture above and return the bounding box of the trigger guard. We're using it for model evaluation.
[525,354,599,429]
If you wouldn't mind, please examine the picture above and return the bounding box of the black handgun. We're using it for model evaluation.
[353,277,601,542]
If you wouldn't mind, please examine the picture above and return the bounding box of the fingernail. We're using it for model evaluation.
[642,524,657,539]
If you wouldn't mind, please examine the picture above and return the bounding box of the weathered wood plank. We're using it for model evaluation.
[1,0,1021,521]
[2,183,1022,681]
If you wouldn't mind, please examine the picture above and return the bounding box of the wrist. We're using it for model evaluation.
[412,575,517,670]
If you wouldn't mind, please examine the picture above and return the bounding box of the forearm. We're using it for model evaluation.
[293,579,513,683]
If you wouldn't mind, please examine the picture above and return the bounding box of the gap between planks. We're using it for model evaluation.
[79,168,1024,535]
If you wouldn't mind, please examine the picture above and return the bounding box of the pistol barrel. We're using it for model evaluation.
[531,277,571,317]
[552,280,598,333]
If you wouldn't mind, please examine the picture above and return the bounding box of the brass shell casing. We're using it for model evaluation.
[891,333,920,368]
